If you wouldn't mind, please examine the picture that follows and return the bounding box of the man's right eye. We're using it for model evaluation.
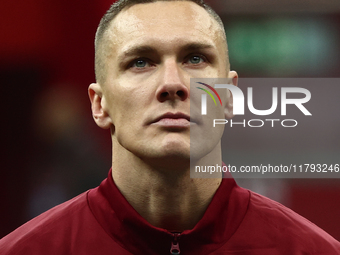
[131,59,148,68]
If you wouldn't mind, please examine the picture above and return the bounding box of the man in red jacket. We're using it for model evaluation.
[1,0,340,254]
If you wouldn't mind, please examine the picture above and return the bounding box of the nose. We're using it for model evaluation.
[156,59,189,102]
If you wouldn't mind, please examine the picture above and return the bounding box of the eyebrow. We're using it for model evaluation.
[119,42,215,60]
[181,43,215,52]
[120,45,156,59]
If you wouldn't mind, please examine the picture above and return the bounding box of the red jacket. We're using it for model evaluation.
[1,169,339,254]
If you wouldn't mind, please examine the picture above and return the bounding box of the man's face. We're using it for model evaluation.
[93,1,233,165]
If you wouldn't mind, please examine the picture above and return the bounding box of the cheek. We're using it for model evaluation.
[189,67,218,79]
[106,86,150,128]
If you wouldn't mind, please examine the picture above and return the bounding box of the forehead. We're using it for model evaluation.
[105,1,224,54]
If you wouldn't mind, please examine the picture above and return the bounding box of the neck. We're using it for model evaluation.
[111,143,222,231]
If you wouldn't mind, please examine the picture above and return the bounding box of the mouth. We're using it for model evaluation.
[151,112,191,128]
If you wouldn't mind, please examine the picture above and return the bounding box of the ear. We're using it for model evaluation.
[224,71,238,119]
[88,83,113,129]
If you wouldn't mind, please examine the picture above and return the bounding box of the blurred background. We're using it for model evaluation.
[1,0,339,240]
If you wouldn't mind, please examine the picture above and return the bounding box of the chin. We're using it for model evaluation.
[135,154,190,174]
[139,143,191,169]
[159,143,190,159]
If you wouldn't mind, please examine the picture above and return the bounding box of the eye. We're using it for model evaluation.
[187,55,205,65]
[132,59,148,68]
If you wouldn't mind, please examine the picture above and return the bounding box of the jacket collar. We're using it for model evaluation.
[88,167,249,254]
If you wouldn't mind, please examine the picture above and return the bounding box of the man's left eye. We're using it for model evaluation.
[188,56,204,64]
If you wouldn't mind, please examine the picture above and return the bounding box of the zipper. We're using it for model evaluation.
[170,233,181,255]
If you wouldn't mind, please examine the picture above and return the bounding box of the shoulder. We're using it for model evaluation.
[0,191,103,254]
[249,191,332,236]
[229,190,340,254]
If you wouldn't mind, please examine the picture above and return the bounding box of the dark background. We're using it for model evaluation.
[1,0,340,240]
